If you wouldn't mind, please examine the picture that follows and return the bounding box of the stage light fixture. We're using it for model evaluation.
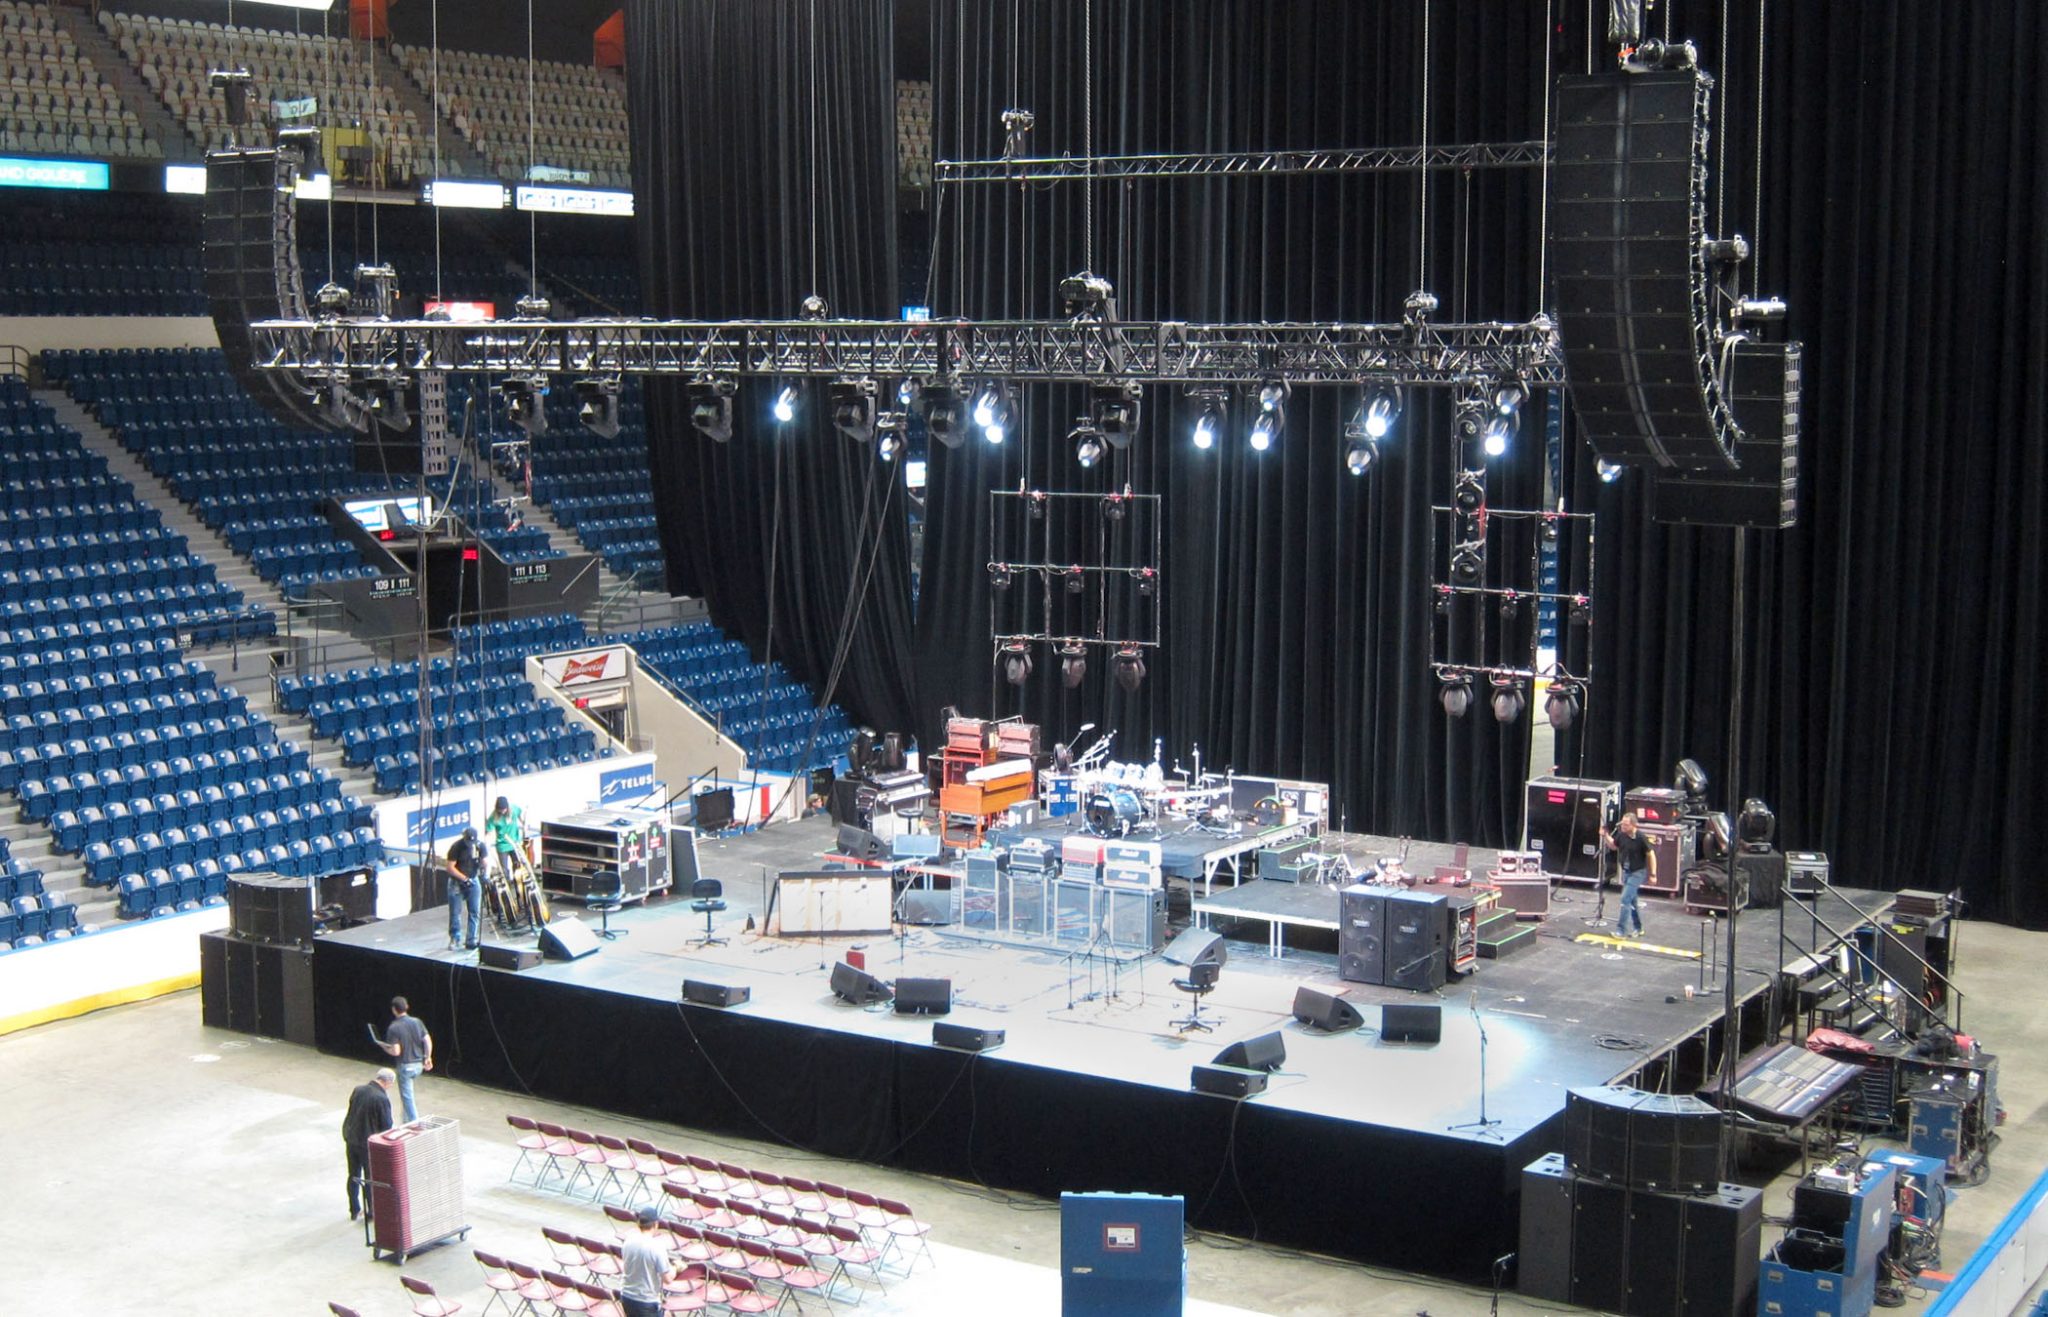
[1063,565,1087,595]
[1102,492,1128,522]
[1344,437,1379,476]
[999,640,1032,686]
[896,378,918,407]
[1249,412,1280,452]
[1499,590,1522,621]
[1494,382,1527,418]
[828,378,878,443]
[920,381,968,448]
[1248,378,1290,451]
[988,563,1013,591]
[1540,514,1561,546]
[366,374,410,432]
[314,382,370,433]
[1738,798,1777,847]
[771,384,800,425]
[1481,414,1514,458]
[972,380,1014,444]
[1434,585,1452,615]
[1112,644,1146,694]
[800,293,832,320]
[312,280,352,318]
[1191,394,1225,450]
[1568,594,1591,623]
[1438,670,1472,718]
[687,377,737,442]
[1596,458,1624,483]
[1071,421,1104,468]
[1059,270,1116,319]
[1028,491,1049,519]
[1450,541,1484,586]
[1490,675,1527,724]
[574,376,621,439]
[1674,758,1709,800]
[1059,641,1088,688]
[1091,381,1143,447]
[1453,379,1490,459]
[499,374,548,437]
[876,430,902,461]
[1546,678,1582,731]
[1134,567,1157,598]
[1362,384,1403,439]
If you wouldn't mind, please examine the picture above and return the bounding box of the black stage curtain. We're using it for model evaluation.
[1568,2,2048,926]
[918,2,1561,846]
[627,0,918,741]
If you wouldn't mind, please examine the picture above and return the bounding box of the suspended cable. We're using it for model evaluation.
[363,1,379,265]
[322,3,334,285]
[1417,0,1431,290]
[1752,0,1767,299]
[1082,0,1094,274]
[1715,0,1729,237]
[431,0,443,300]
[526,0,537,296]
[1537,0,1555,305]
[807,0,820,299]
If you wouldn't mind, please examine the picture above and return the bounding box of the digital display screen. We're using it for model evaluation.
[0,157,109,190]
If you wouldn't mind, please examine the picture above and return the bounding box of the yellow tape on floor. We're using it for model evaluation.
[0,973,198,1037]
[1573,932,1701,960]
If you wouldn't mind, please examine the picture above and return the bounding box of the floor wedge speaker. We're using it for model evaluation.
[682,979,751,1007]
[1291,986,1365,1033]
[830,961,894,1005]
[1380,1002,1443,1044]
[537,916,602,961]
[479,942,541,971]
[1213,1031,1286,1072]
[932,1021,1005,1052]
[1190,1063,1268,1098]
[1162,926,1227,969]
[893,977,953,1015]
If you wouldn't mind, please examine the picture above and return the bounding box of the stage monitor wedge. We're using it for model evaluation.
[1162,926,1228,969]
[932,1021,1004,1052]
[1380,1002,1443,1044]
[1291,986,1365,1033]
[682,979,751,1008]
[538,916,602,961]
[1213,1032,1287,1073]
[893,977,952,1015]
[830,961,893,1006]
[1190,1063,1269,1099]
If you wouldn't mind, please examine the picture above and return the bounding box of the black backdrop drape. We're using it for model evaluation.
[627,0,917,742]
[629,1,2048,923]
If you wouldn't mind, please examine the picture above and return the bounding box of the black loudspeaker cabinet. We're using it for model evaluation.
[537,915,602,961]
[1566,1170,1762,1317]
[682,979,751,1008]
[932,1021,1005,1052]
[1291,986,1365,1033]
[199,929,314,1044]
[1380,1002,1443,1044]
[1384,889,1449,992]
[1550,70,1741,473]
[1524,776,1622,881]
[1566,1086,1722,1194]
[1337,885,1386,985]
[1162,926,1227,969]
[1190,1063,1269,1099]
[1518,1153,1575,1304]
[1735,848,1787,910]
[478,942,542,971]
[203,148,330,435]
[1213,1032,1286,1073]
[830,961,893,1005]
[1649,339,1803,531]
[229,872,315,947]
[893,977,953,1015]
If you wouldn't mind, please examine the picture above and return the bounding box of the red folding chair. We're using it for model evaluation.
[780,1176,831,1217]
[709,1269,784,1316]
[505,1258,564,1314]
[572,1278,625,1317]
[770,1247,834,1310]
[661,1262,713,1313]
[735,1236,787,1283]
[692,1190,741,1232]
[542,1225,590,1275]
[543,1269,593,1314]
[717,1160,761,1201]
[626,1137,668,1204]
[576,1235,627,1288]
[399,1274,463,1317]
[666,1221,719,1265]
[472,1248,527,1317]
[590,1134,639,1203]
[875,1196,935,1271]
[749,1169,796,1208]
[562,1127,611,1200]
[505,1115,552,1186]
[533,1121,583,1193]
[664,1179,710,1221]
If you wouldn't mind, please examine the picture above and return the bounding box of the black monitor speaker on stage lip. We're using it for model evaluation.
[1379,1002,1443,1044]
[1291,986,1365,1033]
[1161,926,1228,969]
[933,1021,1004,1052]
[1191,1063,1269,1098]
[694,786,736,832]
[830,961,894,1006]
[538,915,602,961]
[682,979,751,1008]
[893,977,952,1015]
[1214,1031,1286,1073]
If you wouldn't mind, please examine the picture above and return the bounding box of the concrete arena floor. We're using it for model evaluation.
[0,920,2041,1316]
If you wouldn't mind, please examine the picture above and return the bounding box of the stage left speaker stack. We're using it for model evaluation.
[1520,1088,1760,1315]
[200,873,318,1044]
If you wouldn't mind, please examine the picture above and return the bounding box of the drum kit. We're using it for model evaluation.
[483,849,549,935]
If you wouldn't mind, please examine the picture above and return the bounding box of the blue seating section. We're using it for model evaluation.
[277,613,604,795]
[609,621,854,774]
[0,238,205,317]
[0,374,368,938]
[488,379,666,582]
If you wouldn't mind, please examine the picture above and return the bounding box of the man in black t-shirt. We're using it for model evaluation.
[446,826,484,951]
[342,1067,394,1221]
[1600,811,1656,938]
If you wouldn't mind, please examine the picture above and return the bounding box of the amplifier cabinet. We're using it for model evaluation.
[1524,776,1621,882]
[1104,887,1166,953]
[1337,885,1386,985]
[1384,889,1449,992]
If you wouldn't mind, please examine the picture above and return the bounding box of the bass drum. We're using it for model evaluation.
[1084,789,1143,839]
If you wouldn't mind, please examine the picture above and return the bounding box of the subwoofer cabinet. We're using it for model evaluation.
[199,929,315,1044]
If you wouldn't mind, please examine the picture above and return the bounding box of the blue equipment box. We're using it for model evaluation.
[1061,1192,1184,1317]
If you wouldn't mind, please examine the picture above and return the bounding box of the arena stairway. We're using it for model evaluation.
[368,38,493,181]
[42,0,199,163]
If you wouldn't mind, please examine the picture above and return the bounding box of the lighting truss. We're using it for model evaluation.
[248,315,1564,389]
[935,140,1553,186]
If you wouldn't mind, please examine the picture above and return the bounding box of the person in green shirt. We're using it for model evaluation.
[485,795,528,881]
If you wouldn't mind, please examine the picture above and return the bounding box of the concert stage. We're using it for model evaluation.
[309,816,1890,1282]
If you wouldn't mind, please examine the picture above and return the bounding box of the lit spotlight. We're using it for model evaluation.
[1482,414,1513,458]
[999,640,1033,686]
[1438,670,1472,718]
[1191,394,1224,450]
[687,377,736,442]
[1059,641,1088,688]
[1596,458,1624,483]
[1071,421,1104,468]
[972,380,1015,444]
[771,384,800,425]
[1345,440,1379,475]
[1490,675,1527,724]
[1249,378,1289,451]
[1112,644,1146,693]
[1494,381,1527,418]
[1362,384,1403,439]
[828,378,878,442]
[876,430,901,461]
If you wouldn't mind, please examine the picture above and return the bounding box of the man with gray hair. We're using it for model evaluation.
[342,1067,395,1222]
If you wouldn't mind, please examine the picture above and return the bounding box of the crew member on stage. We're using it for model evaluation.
[1600,810,1655,939]
[619,1205,682,1317]
[486,795,527,881]
[342,1067,395,1221]
[374,996,433,1121]
[446,825,485,951]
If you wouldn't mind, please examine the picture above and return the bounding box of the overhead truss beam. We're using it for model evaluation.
[250,316,1564,387]
[936,141,1552,185]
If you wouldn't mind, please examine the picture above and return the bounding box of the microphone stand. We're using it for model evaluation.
[1449,994,1504,1138]
[1582,836,1612,929]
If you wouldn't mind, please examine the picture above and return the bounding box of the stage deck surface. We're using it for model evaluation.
[314,815,1889,1280]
